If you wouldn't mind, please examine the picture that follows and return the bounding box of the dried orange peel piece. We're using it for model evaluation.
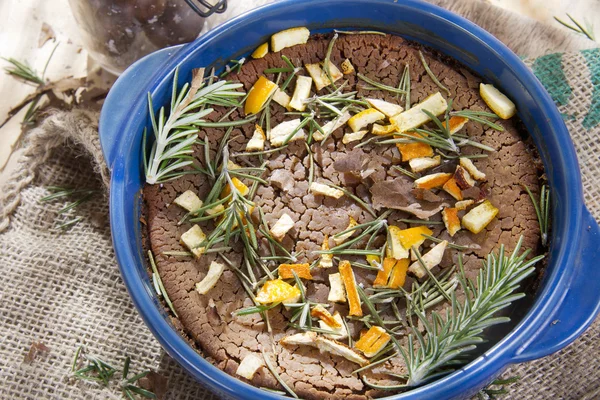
[388,259,409,289]
[255,279,301,304]
[251,43,269,59]
[311,305,341,328]
[354,326,391,358]
[414,172,453,190]
[441,115,468,134]
[373,257,396,287]
[396,132,434,161]
[221,177,250,198]
[443,177,464,201]
[397,226,433,249]
[339,260,362,317]
[442,207,461,236]
[245,76,278,115]
[278,263,313,280]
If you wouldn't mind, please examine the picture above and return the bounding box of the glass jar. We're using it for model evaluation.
[68,0,227,75]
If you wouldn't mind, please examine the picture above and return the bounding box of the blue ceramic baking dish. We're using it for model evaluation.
[99,0,600,398]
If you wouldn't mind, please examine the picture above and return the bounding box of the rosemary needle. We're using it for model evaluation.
[418,50,450,96]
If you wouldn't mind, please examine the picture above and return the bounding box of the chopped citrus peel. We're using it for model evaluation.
[180,225,206,258]
[366,98,404,118]
[408,240,448,279]
[271,27,310,52]
[289,75,313,111]
[339,260,362,316]
[442,207,461,237]
[442,115,468,134]
[333,216,358,245]
[442,177,464,201]
[246,124,266,152]
[256,279,301,304]
[480,83,516,119]
[174,190,203,212]
[221,177,250,198]
[342,130,368,144]
[278,263,313,280]
[341,59,355,75]
[387,226,409,259]
[236,353,265,380]
[396,132,434,161]
[348,108,385,132]
[280,332,369,366]
[319,312,348,339]
[366,255,381,269]
[305,61,343,91]
[454,165,475,189]
[319,235,334,268]
[388,259,409,289]
[272,88,291,109]
[462,200,499,234]
[415,172,453,190]
[390,92,448,132]
[455,199,475,211]
[270,213,295,241]
[354,326,391,358]
[315,111,352,141]
[373,257,396,287]
[409,155,441,173]
[196,260,226,295]
[397,226,433,249]
[460,157,486,181]
[372,123,398,136]
[251,42,269,59]
[245,76,278,115]
[311,304,341,328]
[328,273,347,303]
[268,118,305,147]
[310,182,344,199]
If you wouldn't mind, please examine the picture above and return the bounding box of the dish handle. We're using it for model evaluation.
[99,45,185,170]
[510,206,600,363]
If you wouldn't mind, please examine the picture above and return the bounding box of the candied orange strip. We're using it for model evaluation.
[388,259,409,289]
[278,263,313,280]
[310,305,342,328]
[415,172,453,190]
[441,116,468,134]
[221,177,250,198]
[373,257,396,287]
[442,177,464,201]
[355,326,390,357]
[245,76,277,115]
[397,226,433,249]
[442,207,461,237]
[396,132,434,161]
[339,260,362,317]
[256,279,301,304]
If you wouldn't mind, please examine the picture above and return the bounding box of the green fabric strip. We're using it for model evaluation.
[582,48,600,130]
[532,53,571,106]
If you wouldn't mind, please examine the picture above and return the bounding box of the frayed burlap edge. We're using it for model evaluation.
[0,109,107,233]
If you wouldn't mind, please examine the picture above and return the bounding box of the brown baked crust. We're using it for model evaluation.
[143,34,543,398]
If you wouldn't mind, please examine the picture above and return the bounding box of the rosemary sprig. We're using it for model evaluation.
[418,51,450,96]
[148,250,178,317]
[477,376,520,400]
[72,346,156,399]
[324,33,339,90]
[365,237,543,389]
[524,184,550,246]
[219,58,246,78]
[451,110,504,131]
[398,63,411,108]
[40,186,98,231]
[392,165,417,180]
[554,14,596,41]
[3,57,44,85]
[357,73,407,95]
[261,349,299,398]
[333,29,387,36]
[144,67,248,185]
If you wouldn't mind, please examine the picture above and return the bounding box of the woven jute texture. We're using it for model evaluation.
[1,1,599,399]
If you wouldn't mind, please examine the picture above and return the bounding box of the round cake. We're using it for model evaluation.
[143,32,545,399]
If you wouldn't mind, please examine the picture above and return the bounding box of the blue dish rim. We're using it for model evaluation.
[104,0,591,399]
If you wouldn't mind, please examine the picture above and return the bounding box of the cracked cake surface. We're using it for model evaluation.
[143,33,544,398]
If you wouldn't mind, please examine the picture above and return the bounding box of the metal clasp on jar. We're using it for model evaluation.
[184,0,227,18]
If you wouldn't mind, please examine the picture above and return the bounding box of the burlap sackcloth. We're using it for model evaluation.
[1,1,599,399]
